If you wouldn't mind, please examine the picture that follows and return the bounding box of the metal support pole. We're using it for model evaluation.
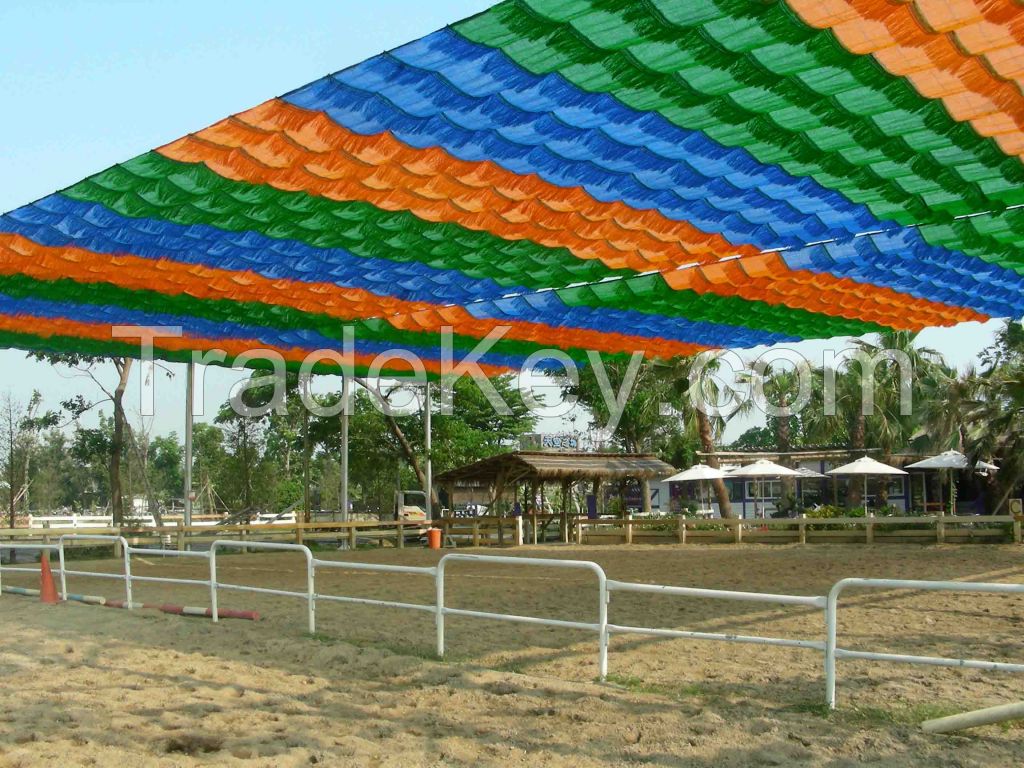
[183,361,194,529]
[424,382,432,520]
[435,559,445,657]
[340,374,350,524]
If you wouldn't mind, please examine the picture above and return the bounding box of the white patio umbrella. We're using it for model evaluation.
[904,452,999,512]
[827,456,907,512]
[664,464,727,515]
[795,466,826,506]
[906,450,970,470]
[729,460,801,518]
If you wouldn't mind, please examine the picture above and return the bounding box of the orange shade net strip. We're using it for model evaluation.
[0,233,708,359]
[786,0,1024,158]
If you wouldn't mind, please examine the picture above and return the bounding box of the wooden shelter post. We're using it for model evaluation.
[560,479,571,543]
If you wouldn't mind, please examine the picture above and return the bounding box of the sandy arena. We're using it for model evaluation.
[1,543,1022,766]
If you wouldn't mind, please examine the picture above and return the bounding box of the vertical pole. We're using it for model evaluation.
[183,361,194,529]
[597,575,608,681]
[424,382,432,520]
[435,560,445,657]
[209,545,219,623]
[825,588,838,709]
[340,374,350,524]
[121,537,133,608]
[306,555,315,635]
[922,472,928,513]
[58,540,67,600]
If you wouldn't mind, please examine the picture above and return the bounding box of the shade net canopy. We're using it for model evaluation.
[2,0,1023,376]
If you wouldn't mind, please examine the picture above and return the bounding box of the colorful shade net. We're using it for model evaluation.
[1,0,1022,376]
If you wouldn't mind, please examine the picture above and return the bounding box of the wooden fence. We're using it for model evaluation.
[0,519,425,553]
[0,512,1019,553]
[577,513,1023,546]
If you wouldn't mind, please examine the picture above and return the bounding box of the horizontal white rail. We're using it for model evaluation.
[834,649,1024,672]
[0,543,61,594]
[608,623,826,650]
[436,552,610,677]
[443,607,600,633]
[57,535,131,607]
[312,558,435,577]
[607,579,826,608]
[7,543,1021,711]
[209,540,313,631]
[316,594,436,613]
[825,577,1024,708]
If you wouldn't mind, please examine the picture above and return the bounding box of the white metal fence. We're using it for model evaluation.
[1,536,1022,709]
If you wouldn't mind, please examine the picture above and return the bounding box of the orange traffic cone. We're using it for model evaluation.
[39,553,59,605]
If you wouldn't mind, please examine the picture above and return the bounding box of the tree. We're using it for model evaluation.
[31,354,135,524]
[562,356,731,517]
[0,391,55,525]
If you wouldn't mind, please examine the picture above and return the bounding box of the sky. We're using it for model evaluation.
[0,0,1006,443]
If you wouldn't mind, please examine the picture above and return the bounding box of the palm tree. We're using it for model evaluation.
[805,332,943,507]
[667,355,737,518]
[731,364,806,508]
[963,363,1024,513]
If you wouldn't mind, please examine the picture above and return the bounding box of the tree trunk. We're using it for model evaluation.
[302,406,311,523]
[241,425,253,514]
[124,422,163,526]
[640,476,652,516]
[697,409,734,518]
[110,358,132,526]
[355,377,440,508]
[6,403,15,528]
[776,416,795,504]
[847,412,866,508]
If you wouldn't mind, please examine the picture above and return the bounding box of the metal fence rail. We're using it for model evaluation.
[3,536,1023,709]
[436,553,609,677]
[825,577,1024,708]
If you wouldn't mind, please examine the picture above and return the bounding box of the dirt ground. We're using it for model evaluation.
[1,543,1022,767]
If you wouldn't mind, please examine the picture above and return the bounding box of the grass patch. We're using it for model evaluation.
[164,734,223,755]
[603,673,705,699]
[306,632,338,645]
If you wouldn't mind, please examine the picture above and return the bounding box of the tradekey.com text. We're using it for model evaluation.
[112,324,916,432]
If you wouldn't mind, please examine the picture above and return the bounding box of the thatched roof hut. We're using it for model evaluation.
[436,451,674,486]
[436,451,675,519]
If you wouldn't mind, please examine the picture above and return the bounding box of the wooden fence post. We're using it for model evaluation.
[936,511,945,544]
[293,525,303,547]
[798,514,807,545]
[348,525,357,550]
[497,518,504,546]
[472,522,481,547]
[531,513,539,545]
[1013,516,1022,545]
[865,513,875,545]
[733,519,743,545]
[396,522,404,549]
[624,513,633,545]
[515,516,523,547]
[676,515,686,544]
[176,521,185,552]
